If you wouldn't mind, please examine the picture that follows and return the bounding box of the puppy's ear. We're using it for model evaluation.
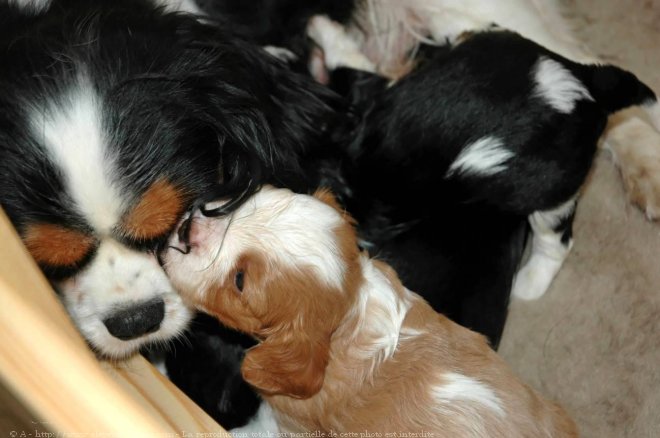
[184,28,343,189]
[313,188,342,211]
[242,331,330,399]
[313,188,357,230]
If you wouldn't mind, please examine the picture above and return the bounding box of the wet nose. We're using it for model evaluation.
[102,298,165,341]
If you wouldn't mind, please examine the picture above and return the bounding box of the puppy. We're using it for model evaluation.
[0,0,343,426]
[0,0,339,358]
[162,186,578,436]
[196,0,660,218]
[307,16,659,301]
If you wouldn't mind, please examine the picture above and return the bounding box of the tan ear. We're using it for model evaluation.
[241,331,330,399]
[313,188,341,210]
[313,188,356,227]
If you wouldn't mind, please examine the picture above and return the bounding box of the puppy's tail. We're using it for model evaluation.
[580,65,660,129]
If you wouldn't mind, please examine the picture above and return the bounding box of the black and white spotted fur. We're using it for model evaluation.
[309,17,658,303]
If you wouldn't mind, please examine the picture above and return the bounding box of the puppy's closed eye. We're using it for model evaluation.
[235,270,245,292]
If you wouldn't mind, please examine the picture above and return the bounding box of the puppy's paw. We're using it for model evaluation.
[511,265,554,301]
[307,15,375,72]
[604,116,660,220]
[511,246,568,301]
[307,15,345,50]
[621,157,660,220]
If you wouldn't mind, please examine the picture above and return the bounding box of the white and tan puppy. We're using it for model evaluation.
[162,186,578,437]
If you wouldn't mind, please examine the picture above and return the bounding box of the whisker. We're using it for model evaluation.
[168,245,191,255]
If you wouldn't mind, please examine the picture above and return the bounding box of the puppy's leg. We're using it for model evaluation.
[512,198,577,301]
[602,115,660,220]
[307,15,377,73]
[424,8,495,45]
[230,402,279,436]
[643,100,660,133]
[427,0,660,219]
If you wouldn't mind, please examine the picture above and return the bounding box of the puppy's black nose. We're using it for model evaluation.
[102,299,165,341]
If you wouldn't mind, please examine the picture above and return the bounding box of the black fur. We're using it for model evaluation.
[0,0,341,272]
[158,314,259,429]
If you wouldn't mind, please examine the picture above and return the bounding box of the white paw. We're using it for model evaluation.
[306,15,375,72]
[511,265,554,301]
[511,246,568,301]
[307,15,344,50]
[618,149,660,221]
[623,171,660,220]
[604,116,660,220]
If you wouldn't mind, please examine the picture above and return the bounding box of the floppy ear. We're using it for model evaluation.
[181,25,343,189]
[241,331,331,399]
[313,188,342,211]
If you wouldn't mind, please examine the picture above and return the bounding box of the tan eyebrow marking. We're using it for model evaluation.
[23,223,96,267]
[121,179,186,241]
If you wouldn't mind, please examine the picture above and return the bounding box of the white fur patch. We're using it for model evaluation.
[512,197,577,300]
[432,372,505,417]
[8,0,51,12]
[351,0,596,80]
[347,258,413,365]
[155,0,203,14]
[164,187,348,299]
[447,136,513,177]
[307,15,377,72]
[29,75,194,358]
[60,239,193,359]
[30,76,126,234]
[602,115,660,220]
[230,402,280,436]
[423,6,493,44]
[533,57,593,114]
[642,99,660,133]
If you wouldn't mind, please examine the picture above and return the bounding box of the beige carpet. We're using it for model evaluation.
[498,1,660,437]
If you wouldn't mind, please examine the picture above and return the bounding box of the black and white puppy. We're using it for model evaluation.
[307,16,658,303]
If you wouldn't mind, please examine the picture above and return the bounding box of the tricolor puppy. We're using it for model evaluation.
[307,16,660,301]
[0,0,338,360]
[198,0,660,219]
[162,186,578,436]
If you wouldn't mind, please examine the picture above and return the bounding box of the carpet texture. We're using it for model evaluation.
[498,1,660,437]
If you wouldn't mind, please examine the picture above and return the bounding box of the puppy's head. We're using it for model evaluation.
[162,186,361,399]
[0,1,340,358]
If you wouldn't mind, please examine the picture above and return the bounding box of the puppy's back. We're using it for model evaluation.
[394,294,579,437]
